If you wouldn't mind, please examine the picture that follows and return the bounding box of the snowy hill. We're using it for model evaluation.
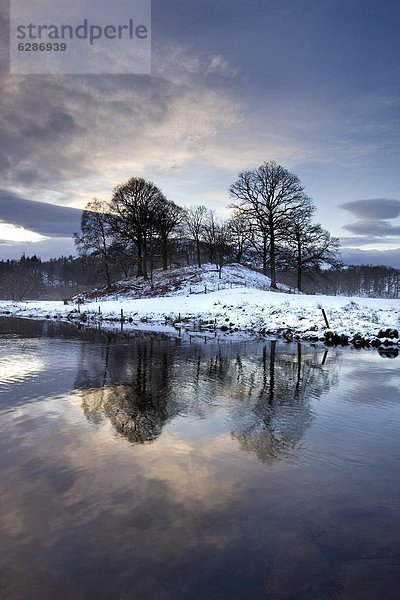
[81,263,292,301]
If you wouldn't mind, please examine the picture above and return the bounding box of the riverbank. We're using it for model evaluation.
[1,287,399,348]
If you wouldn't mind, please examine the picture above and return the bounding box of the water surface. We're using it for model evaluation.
[1,317,399,599]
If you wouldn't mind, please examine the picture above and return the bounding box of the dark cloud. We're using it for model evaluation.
[0,0,399,270]
[0,190,82,237]
[340,247,400,269]
[0,55,237,197]
[339,199,400,220]
[23,109,82,142]
[343,220,400,236]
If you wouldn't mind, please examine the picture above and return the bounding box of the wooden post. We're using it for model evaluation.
[120,308,124,322]
[205,285,207,294]
[321,308,330,329]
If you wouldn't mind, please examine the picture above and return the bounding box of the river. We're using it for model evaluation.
[0,317,399,599]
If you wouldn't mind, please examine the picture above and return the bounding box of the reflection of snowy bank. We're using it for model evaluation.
[0,286,399,348]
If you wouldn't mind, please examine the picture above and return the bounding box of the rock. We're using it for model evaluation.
[350,333,366,347]
[377,328,398,339]
[283,329,293,342]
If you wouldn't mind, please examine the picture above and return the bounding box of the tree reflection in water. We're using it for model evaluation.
[77,336,340,457]
[80,341,178,443]
[230,341,338,462]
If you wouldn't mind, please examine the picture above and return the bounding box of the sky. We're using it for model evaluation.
[0,0,399,265]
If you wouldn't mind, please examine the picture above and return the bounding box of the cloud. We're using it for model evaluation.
[206,55,238,78]
[340,236,400,247]
[0,44,242,205]
[339,199,400,220]
[339,199,400,256]
[0,222,45,243]
[0,190,82,237]
[1,0,399,263]
[342,220,400,236]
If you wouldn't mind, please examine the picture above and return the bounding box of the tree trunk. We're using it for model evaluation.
[105,265,112,288]
[142,236,148,280]
[162,236,168,271]
[297,266,302,293]
[262,234,268,276]
[296,233,302,292]
[269,228,277,288]
[196,239,201,268]
[148,234,154,287]
[136,242,144,277]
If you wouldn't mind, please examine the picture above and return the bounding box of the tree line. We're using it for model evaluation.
[1,256,399,301]
[2,161,397,300]
[0,255,92,301]
[74,161,340,291]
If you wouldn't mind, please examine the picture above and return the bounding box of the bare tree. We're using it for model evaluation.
[288,219,340,292]
[184,205,208,268]
[227,213,252,263]
[202,209,218,263]
[230,161,306,288]
[155,199,183,271]
[110,177,166,279]
[74,198,113,287]
[214,220,232,277]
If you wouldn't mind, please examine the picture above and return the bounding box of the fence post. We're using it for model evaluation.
[321,308,330,328]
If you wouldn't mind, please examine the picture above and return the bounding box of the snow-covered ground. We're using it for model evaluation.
[1,286,399,347]
[81,263,292,301]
